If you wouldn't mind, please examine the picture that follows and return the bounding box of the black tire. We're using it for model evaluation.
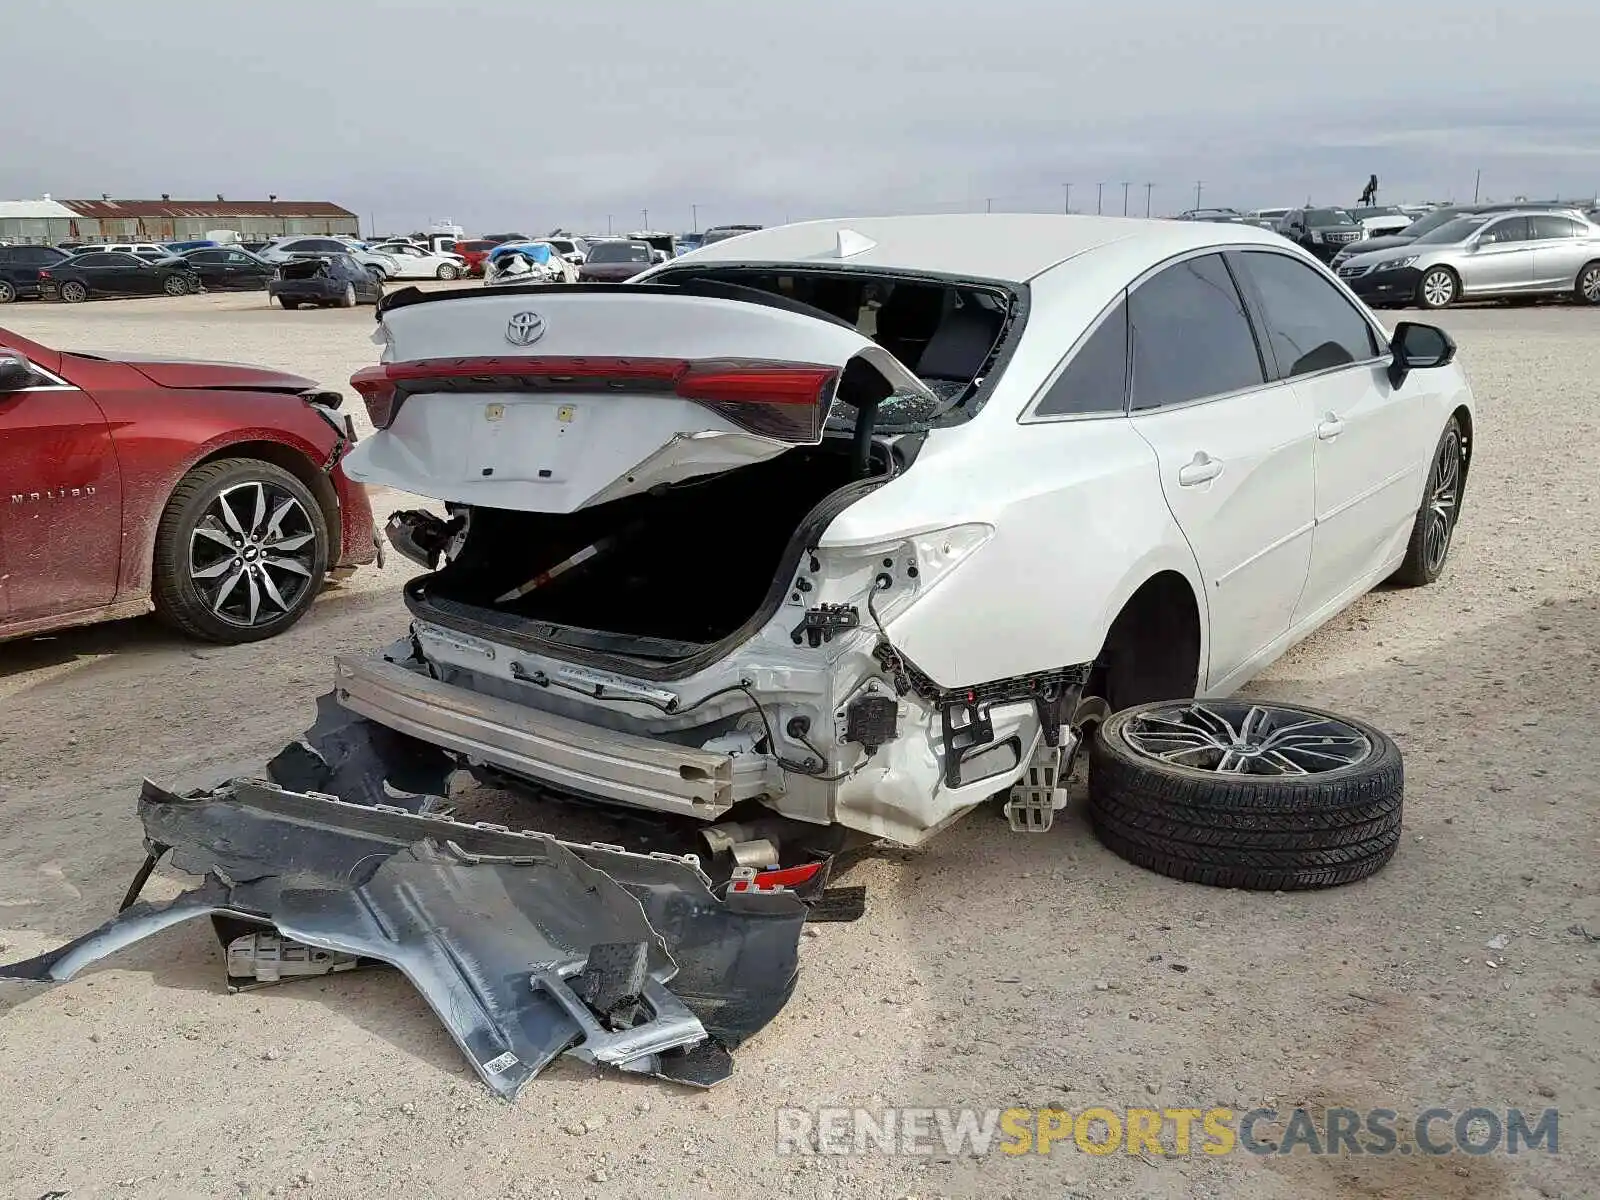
[1087,699,1403,891]
[1415,266,1458,309]
[0,280,15,304]
[1575,260,1600,306]
[162,274,189,297]
[278,297,300,310]
[151,458,329,644]
[60,280,89,303]
[338,283,356,308]
[1390,416,1465,587]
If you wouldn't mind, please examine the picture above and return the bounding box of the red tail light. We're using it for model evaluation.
[37,269,51,280]
[349,356,838,441]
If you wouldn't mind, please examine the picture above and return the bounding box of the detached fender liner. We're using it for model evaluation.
[1087,700,1403,891]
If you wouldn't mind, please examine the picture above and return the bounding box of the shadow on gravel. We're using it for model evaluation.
[873,593,1597,1199]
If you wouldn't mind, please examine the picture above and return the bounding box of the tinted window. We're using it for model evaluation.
[587,242,652,263]
[1529,215,1582,240]
[1306,208,1355,226]
[72,253,119,267]
[1238,251,1379,378]
[1479,217,1529,245]
[1129,254,1264,410]
[187,250,225,263]
[1035,298,1128,416]
[288,239,346,252]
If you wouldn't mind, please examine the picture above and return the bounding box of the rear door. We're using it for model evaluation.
[342,288,934,513]
[1459,216,1533,294]
[0,344,123,617]
[1527,214,1591,289]
[1125,252,1316,688]
[1231,249,1422,624]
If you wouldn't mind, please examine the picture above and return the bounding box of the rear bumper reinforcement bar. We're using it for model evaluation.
[333,654,737,818]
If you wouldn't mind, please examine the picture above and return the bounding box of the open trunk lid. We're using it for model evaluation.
[340,285,932,513]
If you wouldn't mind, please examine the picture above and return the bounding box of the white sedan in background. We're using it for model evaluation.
[368,242,468,280]
[336,215,1474,888]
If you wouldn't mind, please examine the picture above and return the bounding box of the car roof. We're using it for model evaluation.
[665,213,1292,284]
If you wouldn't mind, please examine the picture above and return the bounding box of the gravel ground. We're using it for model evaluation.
[0,291,1596,1200]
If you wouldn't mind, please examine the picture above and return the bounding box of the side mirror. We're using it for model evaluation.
[0,352,35,392]
[1387,321,1456,388]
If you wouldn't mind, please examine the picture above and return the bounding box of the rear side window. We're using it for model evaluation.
[1529,215,1582,240]
[73,253,117,267]
[1236,251,1379,378]
[1034,297,1128,417]
[1129,254,1264,410]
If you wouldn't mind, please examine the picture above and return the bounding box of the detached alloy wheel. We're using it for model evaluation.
[151,458,329,643]
[1088,699,1403,891]
[1416,267,1457,309]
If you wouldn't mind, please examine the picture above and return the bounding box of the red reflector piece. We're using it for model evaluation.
[749,862,824,889]
[677,364,838,406]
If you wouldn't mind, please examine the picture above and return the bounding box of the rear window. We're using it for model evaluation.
[587,242,653,264]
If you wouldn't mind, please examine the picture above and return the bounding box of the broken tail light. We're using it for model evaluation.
[348,356,839,442]
[37,269,51,280]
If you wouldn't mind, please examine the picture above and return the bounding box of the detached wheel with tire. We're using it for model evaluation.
[1416,266,1458,309]
[1087,699,1403,891]
[1390,416,1465,587]
[151,458,329,644]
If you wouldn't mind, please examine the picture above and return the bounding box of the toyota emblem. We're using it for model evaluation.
[505,311,546,346]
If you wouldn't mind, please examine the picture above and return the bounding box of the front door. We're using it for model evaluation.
[1458,215,1534,295]
[1123,252,1316,688]
[0,356,123,618]
[1229,249,1425,625]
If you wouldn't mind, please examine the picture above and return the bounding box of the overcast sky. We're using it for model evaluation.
[5,0,1598,234]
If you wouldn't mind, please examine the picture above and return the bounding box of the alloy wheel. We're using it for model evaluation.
[1421,270,1454,308]
[1422,428,1462,575]
[188,481,318,628]
[0,280,15,303]
[1120,701,1375,776]
[164,275,188,296]
[1581,265,1600,304]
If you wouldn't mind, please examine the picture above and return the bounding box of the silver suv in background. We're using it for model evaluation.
[1336,209,1600,309]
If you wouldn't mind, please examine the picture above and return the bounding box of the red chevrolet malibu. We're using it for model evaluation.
[0,325,378,644]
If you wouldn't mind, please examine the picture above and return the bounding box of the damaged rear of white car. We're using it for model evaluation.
[342,275,1033,846]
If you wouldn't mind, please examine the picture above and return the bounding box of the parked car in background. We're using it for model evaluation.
[451,239,499,276]
[38,251,201,301]
[269,254,385,309]
[239,240,271,254]
[164,239,222,254]
[344,214,1472,858]
[68,242,181,262]
[699,224,763,246]
[541,236,589,265]
[0,325,377,644]
[1349,206,1413,237]
[1175,208,1246,223]
[258,237,399,279]
[483,241,577,286]
[575,240,654,281]
[481,232,530,245]
[1330,201,1590,268]
[0,244,73,303]
[368,242,468,280]
[1337,210,1600,309]
[1277,207,1365,261]
[180,247,277,291]
[627,230,677,261]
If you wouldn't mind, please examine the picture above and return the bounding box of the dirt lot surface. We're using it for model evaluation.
[1,290,1596,1200]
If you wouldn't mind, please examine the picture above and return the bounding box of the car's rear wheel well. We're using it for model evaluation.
[1452,404,1473,493]
[189,441,339,548]
[1088,572,1202,714]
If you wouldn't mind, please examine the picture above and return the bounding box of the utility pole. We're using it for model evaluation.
[1121,182,1131,216]
[1062,183,1072,213]
[985,197,994,213]
[641,208,649,230]
[691,204,698,232]
[1144,182,1154,217]
[1096,182,1105,215]
[606,214,613,234]
[1194,181,1204,211]
[1473,169,1482,203]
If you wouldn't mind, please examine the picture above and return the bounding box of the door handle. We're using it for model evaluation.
[1177,452,1223,486]
[1317,413,1345,440]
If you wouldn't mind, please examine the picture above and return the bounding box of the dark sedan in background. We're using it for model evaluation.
[181,247,276,290]
[576,240,654,282]
[268,254,384,309]
[37,251,201,301]
[0,244,73,303]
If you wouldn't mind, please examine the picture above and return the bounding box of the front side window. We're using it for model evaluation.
[1129,254,1265,410]
[1034,297,1128,417]
[1237,251,1379,378]
[1479,217,1529,245]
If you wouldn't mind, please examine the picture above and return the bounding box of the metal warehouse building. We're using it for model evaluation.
[0,196,359,244]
